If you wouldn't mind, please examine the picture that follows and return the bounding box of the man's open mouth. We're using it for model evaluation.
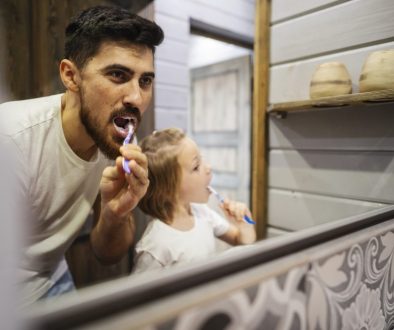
[113,116,136,137]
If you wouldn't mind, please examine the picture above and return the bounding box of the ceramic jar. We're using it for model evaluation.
[310,62,352,99]
[359,50,394,92]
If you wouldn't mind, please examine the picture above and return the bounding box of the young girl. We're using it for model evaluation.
[132,128,256,273]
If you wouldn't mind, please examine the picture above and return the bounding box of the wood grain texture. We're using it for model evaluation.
[252,0,269,238]
[271,0,394,64]
[155,108,188,130]
[154,0,255,138]
[269,102,394,151]
[269,89,394,113]
[156,38,189,65]
[268,189,386,231]
[154,13,189,41]
[269,149,394,203]
[271,0,344,23]
[270,41,394,103]
[2,0,32,100]
[188,0,255,22]
[155,84,188,109]
[155,60,189,86]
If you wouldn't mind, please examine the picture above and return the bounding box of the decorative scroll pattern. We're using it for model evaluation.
[152,229,394,330]
[307,231,394,330]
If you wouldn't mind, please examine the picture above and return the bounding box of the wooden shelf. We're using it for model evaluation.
[268,89,394,116]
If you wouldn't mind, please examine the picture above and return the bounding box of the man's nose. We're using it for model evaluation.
[123,81,143,108]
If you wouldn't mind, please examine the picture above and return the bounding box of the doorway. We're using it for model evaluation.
[188,33,253,206]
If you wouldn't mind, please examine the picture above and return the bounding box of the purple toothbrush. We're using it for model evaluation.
[122,124,135,174]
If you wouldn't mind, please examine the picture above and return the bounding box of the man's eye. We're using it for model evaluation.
[193,164,200,171]
[139,76,153,88]
[109,71,127,82]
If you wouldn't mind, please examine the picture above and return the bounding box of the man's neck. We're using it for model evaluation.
[61,92,97,161]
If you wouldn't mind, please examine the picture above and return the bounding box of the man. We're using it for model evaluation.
[0,5,164,305]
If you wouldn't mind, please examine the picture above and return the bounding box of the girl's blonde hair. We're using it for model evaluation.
[138,128,186,223]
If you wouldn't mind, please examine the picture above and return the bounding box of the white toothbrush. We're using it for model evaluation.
[207,186,256,224]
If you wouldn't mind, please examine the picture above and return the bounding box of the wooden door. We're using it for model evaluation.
[190,55,252,205]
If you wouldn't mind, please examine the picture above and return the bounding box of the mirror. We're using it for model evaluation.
[1,0,393,312]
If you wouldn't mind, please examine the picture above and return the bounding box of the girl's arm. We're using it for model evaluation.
[218,200,256,245]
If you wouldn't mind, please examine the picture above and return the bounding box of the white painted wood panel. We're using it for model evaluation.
[155,0,189,19]
[271,0,344,23]
[189,0,255,22]
[154,0,255,132]
[155,84,188,109]
[192,70,238,132]
[186,2,255,38]
[269,41,394,103]
[200,147,237,172]
[154,13,189,42]
[156,38,189,65]
[271,0,394,64]
[269,103,394,151]
[190,56,251,204]
[155,60,189,87]
[155,108,188,131]
[268,189,387,231]
[269,150,394,203]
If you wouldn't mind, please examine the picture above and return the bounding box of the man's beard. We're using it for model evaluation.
[79,94,121,160]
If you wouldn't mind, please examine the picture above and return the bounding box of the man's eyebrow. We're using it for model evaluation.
[141,72,155,79]
[101,64,133,73]
[101,64,155,78]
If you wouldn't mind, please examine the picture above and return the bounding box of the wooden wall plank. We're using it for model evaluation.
[269,41,394,103]
[155,0,189,18]
[269,150,394,203]
[155,108,188,130]
[268,189,386,231]
[155,84,188,109]
[185,1,255,38]
[154,0,255,139]
[154,13,189,41]
[271,0,394,64]
[2,0,32,100]
[189,0,255,22]
[252,0,269,238]
[271,0,344,23]
[156,39,189,65]
[155,60,189,87]
[269,103,394,151]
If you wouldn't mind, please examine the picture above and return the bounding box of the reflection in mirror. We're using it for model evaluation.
[26,206,394,329]
[2,0,394,320]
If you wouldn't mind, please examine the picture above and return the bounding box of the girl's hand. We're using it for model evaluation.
[220,199,252,224]
[219,199,256,245]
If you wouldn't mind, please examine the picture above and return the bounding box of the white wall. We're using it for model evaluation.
[267,0,394,233]
[153,0,255,130]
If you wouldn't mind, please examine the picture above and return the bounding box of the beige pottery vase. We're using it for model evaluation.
[310,62,352,99]
[359,50,394,92]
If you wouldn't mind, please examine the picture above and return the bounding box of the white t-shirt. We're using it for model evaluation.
[0,94,111,305]
[132,203,230,273]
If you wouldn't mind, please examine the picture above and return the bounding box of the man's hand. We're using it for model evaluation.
[100,144,149,221]
[91,144,149,263]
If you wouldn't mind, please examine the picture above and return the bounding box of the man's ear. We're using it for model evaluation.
[59,59,81,92]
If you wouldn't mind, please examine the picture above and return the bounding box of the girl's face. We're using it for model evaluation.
[178,137,212,205]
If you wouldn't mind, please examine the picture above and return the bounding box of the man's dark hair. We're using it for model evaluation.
[65,5,164,69]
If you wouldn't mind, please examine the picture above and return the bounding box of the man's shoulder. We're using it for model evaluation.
[0,94,62,135]
[0,94,62,111]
